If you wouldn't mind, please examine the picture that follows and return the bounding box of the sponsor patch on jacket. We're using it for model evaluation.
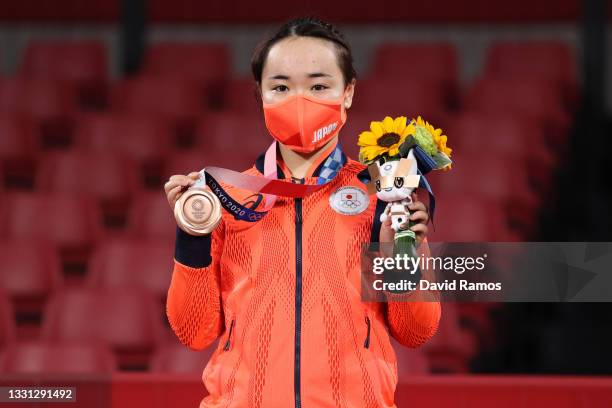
[329,186,369,215]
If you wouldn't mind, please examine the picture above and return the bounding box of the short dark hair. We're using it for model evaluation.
[250,16,357,87]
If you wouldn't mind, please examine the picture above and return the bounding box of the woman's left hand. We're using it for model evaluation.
[379,192,429,245]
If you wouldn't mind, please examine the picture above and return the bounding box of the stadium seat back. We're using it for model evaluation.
[20,41,107,83]
[370,42,457,84]
[0,78,77,121]
[0,340,116,374]
[0,240,63,299]
[143,42,231,81]
[87,238,174,298]
[127,191,177,241]
[41,288,163,350]
[36,151,139,201]
[3,192,103,248]
[112,77,203,118]
[74,114,173,162]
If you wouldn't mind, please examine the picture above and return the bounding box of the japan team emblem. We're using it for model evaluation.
[329,186,369,215]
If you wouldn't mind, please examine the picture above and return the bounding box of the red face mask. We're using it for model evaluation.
[262,94,347,153]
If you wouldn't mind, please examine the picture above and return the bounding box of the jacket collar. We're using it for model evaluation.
[254,144,347,180]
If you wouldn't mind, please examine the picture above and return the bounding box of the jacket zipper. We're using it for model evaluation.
[223,318,235,351]
[364,315,371,349]
[294,196,303,408]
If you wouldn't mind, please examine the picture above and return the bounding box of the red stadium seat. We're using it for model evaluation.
[74,113,173,163]
[36,151,139,227]
[163,150,215,180]
[150,341,217,373]
[41,288,164,369]
[142,42,230,82]
[0,78,77,119]
[87,238,174,299]
[221,77,262,114]
[391,338,431,378]
[0,240,62,320]
[427,194,520,242]
[464,78,570,145]
[163,149,259,186]
[1,192,103,249]
[112,77,203,146]
[126,191,176,241]
[435,151,539,203]
[0,115,39,189]
[0,240,63,339]
[421,303,477,373]
[112,76,203,118]
[193,112,270,160]
[1,192,104,282]
[369,42,458,105]
[0,340,116,374]
[0,289,16,350]
[446,112,558,192]
[73,113,173,186]
[0,78,77,148]
[141,42,231,110]
[433,151,539,237]
[484,41,577,108]
[0,115,38,160]
[350,78,448,121]
[19,40,108,108]
[36,151,139,201]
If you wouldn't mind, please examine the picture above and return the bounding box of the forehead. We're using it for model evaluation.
[379,161,399,176]
[263,36,342,77]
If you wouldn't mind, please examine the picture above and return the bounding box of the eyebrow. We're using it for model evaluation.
[267,72,332,80]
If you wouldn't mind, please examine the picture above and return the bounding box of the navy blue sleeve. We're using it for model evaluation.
[174,226,213,268]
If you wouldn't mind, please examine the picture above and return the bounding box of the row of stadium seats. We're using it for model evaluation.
[0,288,434,374]
[0,189,533,248]
[0,108,563,164]
[0,339,433,376]
[0,75,572,145]
[4,40,577,109]
[0,112,269,168]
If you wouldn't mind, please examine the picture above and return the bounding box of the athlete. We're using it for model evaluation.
[164,17,440,408]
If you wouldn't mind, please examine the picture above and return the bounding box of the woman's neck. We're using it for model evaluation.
[278,136,338,179]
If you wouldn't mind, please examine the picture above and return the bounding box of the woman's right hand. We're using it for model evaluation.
[164,171,201,209]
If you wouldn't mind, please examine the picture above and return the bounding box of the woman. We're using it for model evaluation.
[164,17,440,408]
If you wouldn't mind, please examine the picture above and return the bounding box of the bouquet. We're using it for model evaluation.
[358,116,452,258]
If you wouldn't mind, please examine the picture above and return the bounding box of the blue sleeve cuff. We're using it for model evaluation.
[174,226,213,268]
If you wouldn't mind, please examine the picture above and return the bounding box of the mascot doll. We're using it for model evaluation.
[358,116,453,258]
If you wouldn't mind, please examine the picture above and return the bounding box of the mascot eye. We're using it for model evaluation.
[394,177,404,188]
[375,180,381,192]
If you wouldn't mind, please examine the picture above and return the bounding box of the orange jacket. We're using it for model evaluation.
[166,145,441,408]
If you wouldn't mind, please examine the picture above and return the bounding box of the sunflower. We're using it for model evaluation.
[413,116,452,158]
[358,116,415,164]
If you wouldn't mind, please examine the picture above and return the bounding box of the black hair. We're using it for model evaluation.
[251,16,357,87]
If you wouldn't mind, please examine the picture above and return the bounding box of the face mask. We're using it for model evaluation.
[262,94,347,153]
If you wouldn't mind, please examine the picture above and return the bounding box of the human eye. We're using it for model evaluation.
[311,84,329,91]
[272,84,289,92]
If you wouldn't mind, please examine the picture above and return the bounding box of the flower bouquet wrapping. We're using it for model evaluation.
[358,116,452,258]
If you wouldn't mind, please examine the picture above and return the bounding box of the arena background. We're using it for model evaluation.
[0,0,611,406]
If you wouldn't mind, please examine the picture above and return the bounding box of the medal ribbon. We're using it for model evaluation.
[192,141,346,222]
